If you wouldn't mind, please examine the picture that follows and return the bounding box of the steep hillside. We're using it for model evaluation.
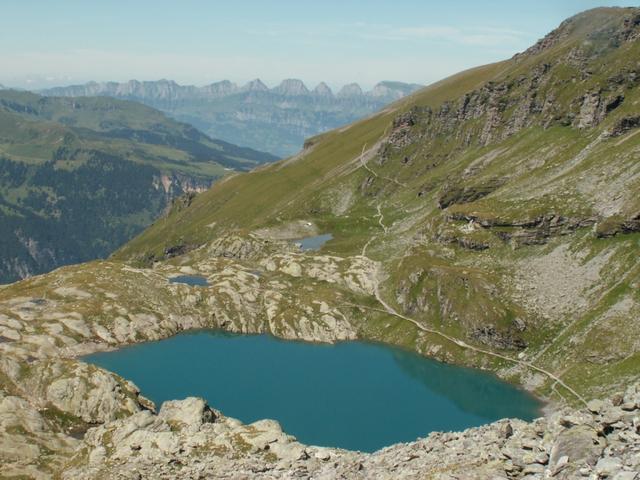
[1,7,640,479]
[0,90,276,283]
[42,79,423,156]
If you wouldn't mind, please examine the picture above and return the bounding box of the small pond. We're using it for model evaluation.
[169,275,209,287]
[293,233,333,251]
[85,331,541,452]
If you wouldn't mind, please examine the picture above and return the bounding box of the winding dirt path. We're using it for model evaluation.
[376,204,388,234]
[366,278,586,405]
[355,196,586,405]
[353,132,584,404]
[358,142,407,188]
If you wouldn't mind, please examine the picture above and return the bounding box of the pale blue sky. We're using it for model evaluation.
[2,1,638,89]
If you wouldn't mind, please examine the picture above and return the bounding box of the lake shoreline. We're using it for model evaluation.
[83,330,543,452]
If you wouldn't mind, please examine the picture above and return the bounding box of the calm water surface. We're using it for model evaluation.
[85,332,541,452]
[294,233,333,251]
[169,275,209,286]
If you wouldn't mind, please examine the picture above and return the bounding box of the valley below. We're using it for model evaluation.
[42,80,424,158]
[0,90,277,284]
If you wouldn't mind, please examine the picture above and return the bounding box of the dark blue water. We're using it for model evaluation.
[85,332,541,452]
[169,275,209,286]
[294,233,333,251]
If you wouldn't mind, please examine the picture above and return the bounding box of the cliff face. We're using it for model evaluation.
[42,80,423,157]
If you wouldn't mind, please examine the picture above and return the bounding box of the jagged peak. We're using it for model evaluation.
[370,83,395,98]
[337,83,363,97]
[200,80,238,95]
[517,6,640,58]
[153,79,180,86]
[272,78,310,96]
[241,78,269,92]
[207,79,236,88]
[312,82,333,96]
[368,81,423,100]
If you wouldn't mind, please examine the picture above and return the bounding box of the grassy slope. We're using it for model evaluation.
[116,61,509,259]
[0,90,277,175]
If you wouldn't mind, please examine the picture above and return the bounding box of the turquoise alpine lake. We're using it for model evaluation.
[84,331,542,452]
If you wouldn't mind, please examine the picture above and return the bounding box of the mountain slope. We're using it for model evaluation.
[116,7,640,402]
[0,90,276,283]
[42,80,423,156]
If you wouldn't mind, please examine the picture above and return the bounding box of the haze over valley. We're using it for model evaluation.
[42,79,423,157]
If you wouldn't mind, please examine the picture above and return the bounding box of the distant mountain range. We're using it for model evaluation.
[42,79,423,156]
[0,89,275,283]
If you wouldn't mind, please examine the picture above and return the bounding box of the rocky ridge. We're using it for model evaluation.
[42,79,421,103]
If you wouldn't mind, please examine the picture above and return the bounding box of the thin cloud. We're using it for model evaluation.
[241,22,532,49]
[357,24,531,47]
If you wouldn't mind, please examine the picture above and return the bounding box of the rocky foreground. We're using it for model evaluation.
[53,385,640,479]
